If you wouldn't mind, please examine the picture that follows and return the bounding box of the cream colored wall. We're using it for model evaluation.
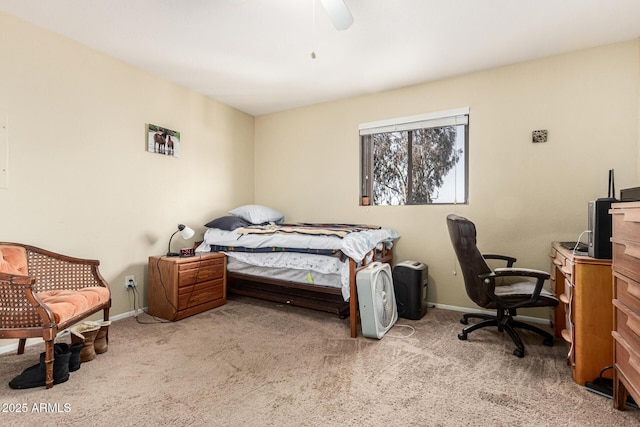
[0,11,255,341]
[255,39,640,316]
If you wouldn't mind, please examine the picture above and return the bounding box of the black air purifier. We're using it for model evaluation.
[392,261,428,320]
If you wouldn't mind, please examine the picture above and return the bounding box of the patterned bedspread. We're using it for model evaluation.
[209,245,340,256]
[236,223,381,238]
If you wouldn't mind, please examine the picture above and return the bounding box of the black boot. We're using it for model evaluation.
[55,343,82,372]
[8,346,71,389]
[11,343,79,376]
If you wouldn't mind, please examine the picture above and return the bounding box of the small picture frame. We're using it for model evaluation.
[147,124,181,157]
[532,129,548,143]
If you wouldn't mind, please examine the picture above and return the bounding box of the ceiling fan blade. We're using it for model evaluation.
[319,0,353,30]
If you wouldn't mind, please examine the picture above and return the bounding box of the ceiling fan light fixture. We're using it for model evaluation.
[319,0,354,30]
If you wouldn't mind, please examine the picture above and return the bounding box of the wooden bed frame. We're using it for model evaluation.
[226,246,393,338]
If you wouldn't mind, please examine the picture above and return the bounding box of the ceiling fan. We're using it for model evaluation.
[227,0,353,31]
[319,0,353,31]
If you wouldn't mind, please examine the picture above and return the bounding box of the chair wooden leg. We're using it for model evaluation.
[104,308,110,344]
[44,340,54,389]
[17,338,26,355]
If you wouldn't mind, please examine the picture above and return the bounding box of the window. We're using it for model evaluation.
[359,108,468,205]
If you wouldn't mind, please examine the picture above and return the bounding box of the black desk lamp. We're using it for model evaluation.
[166,224,195,257]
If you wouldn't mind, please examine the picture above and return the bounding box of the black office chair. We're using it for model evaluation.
[446,214,558,357]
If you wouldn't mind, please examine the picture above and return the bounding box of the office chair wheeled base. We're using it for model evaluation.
[457,310,554,358]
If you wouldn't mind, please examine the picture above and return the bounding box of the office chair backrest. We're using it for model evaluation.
[446,214,493,308]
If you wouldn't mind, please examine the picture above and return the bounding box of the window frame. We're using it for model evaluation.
[359,107,469,206]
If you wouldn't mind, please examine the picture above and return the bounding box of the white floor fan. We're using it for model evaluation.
[356,262,398,339]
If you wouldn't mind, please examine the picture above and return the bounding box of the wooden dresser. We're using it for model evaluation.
[147,252,226,321]
[611,201,640,409]
[549,242,613,385]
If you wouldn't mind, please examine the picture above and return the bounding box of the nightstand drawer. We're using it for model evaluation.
[178,257,224,286]
[178,279,224,310]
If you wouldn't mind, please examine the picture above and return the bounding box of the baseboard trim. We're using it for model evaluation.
[0,308,146,356]
[429,302,550,325]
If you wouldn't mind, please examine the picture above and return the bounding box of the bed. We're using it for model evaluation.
[195,205,399,337]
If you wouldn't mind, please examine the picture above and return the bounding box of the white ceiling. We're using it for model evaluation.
[1,0,640,116]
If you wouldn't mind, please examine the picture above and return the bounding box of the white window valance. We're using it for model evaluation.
[359,107,469,135]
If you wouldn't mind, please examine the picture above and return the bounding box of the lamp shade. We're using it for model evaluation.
[179,224,195,239]
[167,224,195,257]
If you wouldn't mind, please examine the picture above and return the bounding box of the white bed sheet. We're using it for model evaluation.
[226,257,343,291]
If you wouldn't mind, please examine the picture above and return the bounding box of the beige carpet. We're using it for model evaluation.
[1,296,639,427]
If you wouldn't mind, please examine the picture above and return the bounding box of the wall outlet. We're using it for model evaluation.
[125,275,136,289]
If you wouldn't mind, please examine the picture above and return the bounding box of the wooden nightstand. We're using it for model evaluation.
[147,252,226,321]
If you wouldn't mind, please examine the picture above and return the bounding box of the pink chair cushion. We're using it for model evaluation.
[0,245,28,276]
[36,287,110,324]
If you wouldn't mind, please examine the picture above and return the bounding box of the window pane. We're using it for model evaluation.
[372,131,407,205]
[412,125,465,204]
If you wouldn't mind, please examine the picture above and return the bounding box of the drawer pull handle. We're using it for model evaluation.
[622,210,640,223]
[623,243,640,260]
[627,280,640,301]
[626,312,640,336]
[628,353,640,375]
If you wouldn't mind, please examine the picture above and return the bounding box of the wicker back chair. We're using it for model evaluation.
[0,243,111,388]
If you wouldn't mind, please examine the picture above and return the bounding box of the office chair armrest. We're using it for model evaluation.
[493,267,550,279]
[480,268,550,309]
[482,254,517,267]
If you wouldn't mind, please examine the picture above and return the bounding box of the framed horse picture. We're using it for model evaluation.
[147,124,181,157]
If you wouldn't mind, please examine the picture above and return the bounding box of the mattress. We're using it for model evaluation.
[226,257,342,290]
